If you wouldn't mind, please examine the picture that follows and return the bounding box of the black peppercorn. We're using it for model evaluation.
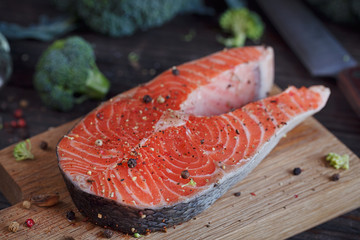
[128,158,137,168]
[103,229,114,238]
[40,141,48,150]
[66,210,75,221]
[331,173,340,181]
[234,192,241,197]
[172,66,180,76]
[181,170,190,179]
[293,167,302,175]
[143,95,152,103]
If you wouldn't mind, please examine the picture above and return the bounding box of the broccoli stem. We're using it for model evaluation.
[74,95,89,104]
[84,67,110,99]
[217,32,246,48]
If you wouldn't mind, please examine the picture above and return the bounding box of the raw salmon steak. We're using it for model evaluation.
[57,46,329,234]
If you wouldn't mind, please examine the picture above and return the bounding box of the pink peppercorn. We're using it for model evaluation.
[17,118,27,128]
[25,218,35,228]
[14,109,23,118]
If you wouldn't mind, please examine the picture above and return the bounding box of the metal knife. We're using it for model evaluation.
[256,0,360,117]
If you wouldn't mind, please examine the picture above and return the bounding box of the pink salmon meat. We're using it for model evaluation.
[57,46,330,234]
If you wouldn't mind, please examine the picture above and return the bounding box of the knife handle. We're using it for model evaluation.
[338,65,360,117]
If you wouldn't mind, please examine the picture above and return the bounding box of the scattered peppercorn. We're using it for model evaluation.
[95,139,103,146]
[17,118,26,128]
[19,99,29,108]
[156,95,165,103]
[66,210,76,221]
[96,112,104,120]
[22,200,31,209]
[143,95,152,103]
[25,218,35,228]
[331,173,340,181]
[293,167,302,175]
[8,221,20,232]
[181,170,190,179]
[103,229,114,238]
[234,192,241,197]
[14,109,23,118]
[40,141,48,150]
[128,158,137,168]
[172,66,180,76]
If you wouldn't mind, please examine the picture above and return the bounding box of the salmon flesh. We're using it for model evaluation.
[57,46,329,234]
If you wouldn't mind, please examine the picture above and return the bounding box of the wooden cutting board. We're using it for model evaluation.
[0,112,359,239]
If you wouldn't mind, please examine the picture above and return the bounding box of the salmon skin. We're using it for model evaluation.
[57,46,329,234]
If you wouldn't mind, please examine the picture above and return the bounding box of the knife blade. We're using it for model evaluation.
[256,0,360,116]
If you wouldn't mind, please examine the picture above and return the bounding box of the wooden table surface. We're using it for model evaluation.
[0,1,359,239]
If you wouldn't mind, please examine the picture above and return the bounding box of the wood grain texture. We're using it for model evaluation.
[0,110,359,239]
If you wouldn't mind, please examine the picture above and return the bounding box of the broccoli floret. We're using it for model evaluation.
[218,8,264,47]
[326,152,349,170]
[74,0,209,37]
[13,139,34,161]
[34,36,110,111]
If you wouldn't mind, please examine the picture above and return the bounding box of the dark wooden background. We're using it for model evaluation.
[0,0,359,239]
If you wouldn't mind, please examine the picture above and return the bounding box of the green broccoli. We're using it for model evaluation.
[34,36,110,111]
[326,152,349,170]
[13,139,34,161]
[134,233,143,238]
[218,8,264,47]
[72,0,210,37]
